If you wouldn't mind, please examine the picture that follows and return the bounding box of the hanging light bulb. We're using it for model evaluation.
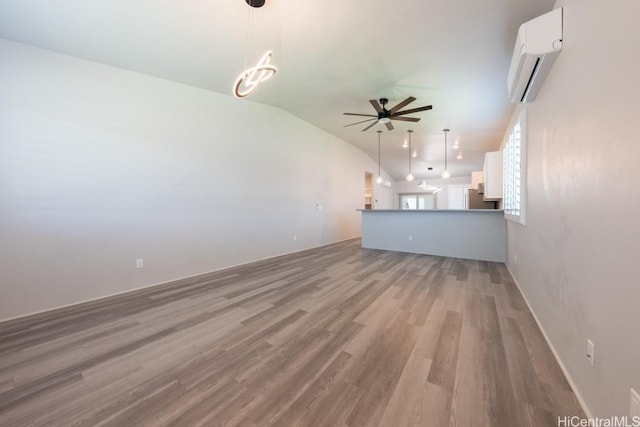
[376,131,384,184]
[406,130,415,181]
[442,128,450,179]
[412,150,417,158]
[457,151,463,160]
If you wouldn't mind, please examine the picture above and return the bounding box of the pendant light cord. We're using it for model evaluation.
[442,128,451,179]
[408,130,412,174]
[377,131,382,177]
[244,6,252,70]
[444,128,449,171]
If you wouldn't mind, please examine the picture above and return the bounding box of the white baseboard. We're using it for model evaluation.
[505,264,593,419]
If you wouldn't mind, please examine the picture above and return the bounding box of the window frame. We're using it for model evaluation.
[503,107,527,225]
[447,184,470,210]
[399,193,434,210]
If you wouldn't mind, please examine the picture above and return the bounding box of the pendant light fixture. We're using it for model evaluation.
[442,128,451,179]
[406,130,415,181]
[233,0,277,98]
[376,130,383,184]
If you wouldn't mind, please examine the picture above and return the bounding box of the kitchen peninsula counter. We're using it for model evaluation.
[358,209,506,262]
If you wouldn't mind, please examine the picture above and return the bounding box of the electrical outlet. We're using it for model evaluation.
[630,388,640,418]
[586,339,595,367]
[408,235,413,241]
[514,253,518,264]
[293,235,297,241]
[136,258,144,269]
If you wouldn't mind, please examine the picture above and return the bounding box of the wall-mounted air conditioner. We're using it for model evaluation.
[507,8,563,103]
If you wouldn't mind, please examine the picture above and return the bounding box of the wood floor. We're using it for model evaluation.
[0,239,584,426]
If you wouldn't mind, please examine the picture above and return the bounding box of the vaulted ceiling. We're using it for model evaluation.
[0,0,555,181]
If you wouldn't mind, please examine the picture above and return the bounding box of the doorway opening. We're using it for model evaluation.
[364,172,373,209]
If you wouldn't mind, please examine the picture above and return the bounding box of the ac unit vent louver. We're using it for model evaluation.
[507,8,563,103]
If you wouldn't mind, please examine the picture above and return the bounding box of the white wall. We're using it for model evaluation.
[505,0,640,417]
[0,39,394,321]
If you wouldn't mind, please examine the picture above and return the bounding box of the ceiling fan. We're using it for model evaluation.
[343,97,432,131]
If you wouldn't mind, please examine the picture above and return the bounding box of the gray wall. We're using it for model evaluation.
[505,0,640,417]
[0,39,395,321]
[362,210,506,262]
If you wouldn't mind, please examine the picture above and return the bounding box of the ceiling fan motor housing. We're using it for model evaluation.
[378,98,390,121]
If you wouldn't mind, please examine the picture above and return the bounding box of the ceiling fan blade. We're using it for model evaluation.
[385,121,394,131]
[345,118,377,127]
[389,96,416,114]
[393,105,433,116]
[369,99,383,113]
[391,116,420,122]
[343,112,378,117]
[361,121,379,132]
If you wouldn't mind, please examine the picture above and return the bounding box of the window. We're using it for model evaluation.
[399,194,434,210]
[447,185,469,209]
[503,109,526,224]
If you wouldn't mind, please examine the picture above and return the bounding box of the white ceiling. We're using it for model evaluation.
[0,0,555,181]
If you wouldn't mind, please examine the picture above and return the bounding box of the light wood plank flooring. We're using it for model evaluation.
[0,239,584,426]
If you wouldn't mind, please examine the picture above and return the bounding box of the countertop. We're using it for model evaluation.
[358,209,504,213]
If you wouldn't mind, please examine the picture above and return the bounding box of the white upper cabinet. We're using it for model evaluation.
[483,151,503,200]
